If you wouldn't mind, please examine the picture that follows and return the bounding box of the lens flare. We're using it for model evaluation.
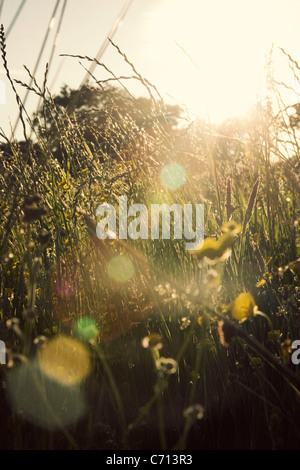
[107,255,135,282]
[55,278,78,297]
[160,162,186,190]
[37,335,91,386]
[6,361,87,431]
[74,317,99,342]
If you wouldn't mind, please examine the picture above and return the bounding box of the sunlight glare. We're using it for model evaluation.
[144,0,296,122]
[107,255,135,282]
[160,162,186,190]
[38,335,91,386]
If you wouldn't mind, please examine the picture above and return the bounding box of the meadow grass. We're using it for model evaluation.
[0,29,300,449]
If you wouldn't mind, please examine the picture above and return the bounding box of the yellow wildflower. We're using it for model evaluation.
[281,339,292,358]
[256,272,273,288]
[190,221,240,261]
[231,292,258,321]
[189,238,222,260]
[288,258,300,276]
[217,232,236,252]
[256,279,266,288]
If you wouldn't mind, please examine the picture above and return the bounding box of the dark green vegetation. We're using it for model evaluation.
[0,28,300,449]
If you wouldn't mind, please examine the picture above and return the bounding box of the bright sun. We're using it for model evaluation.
[142,0,297,123]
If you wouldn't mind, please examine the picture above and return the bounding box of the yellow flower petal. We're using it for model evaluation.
[231,292,257,321]
[189,238,221,260]
[190,224,239,262]
[256,279,266,288]
[217,232,236,252]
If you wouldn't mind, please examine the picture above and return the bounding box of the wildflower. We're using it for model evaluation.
[256,279,266,288]
[142,333,163,351]
[12,261,20,270]
[190,237,221,260]
[231,292,258,321]
[156,357,178,375]
[190,370,201,381]
[183,404,204,420]
[217,232,236,253]
[190,221,240,262]
[287,258,300,277]
[281,339,292,358]
[35,287,42,297]
[180,317,191,330]
[256,272,273,288]
[5,288,14,301]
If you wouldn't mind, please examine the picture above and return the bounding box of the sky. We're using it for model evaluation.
[1,0,300,140]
